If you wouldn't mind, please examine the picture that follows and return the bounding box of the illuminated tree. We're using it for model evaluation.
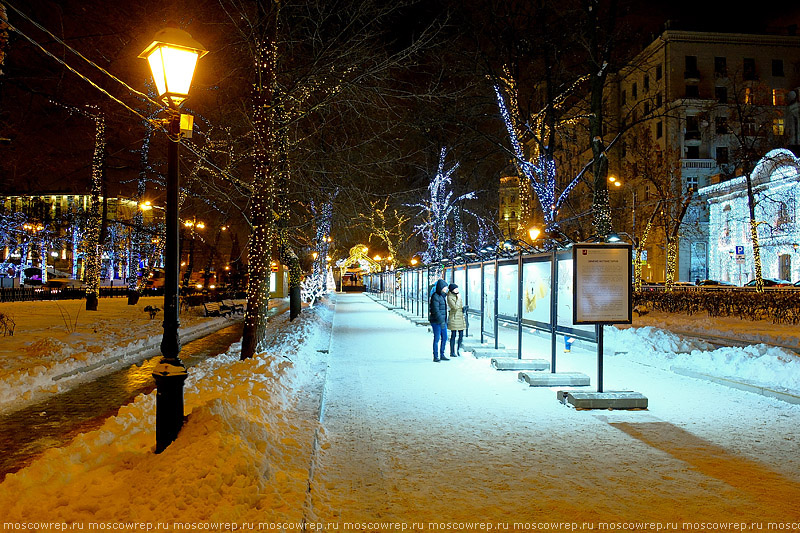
[408,148,477,264]
[80,106,106,311]
[358,197,408,262]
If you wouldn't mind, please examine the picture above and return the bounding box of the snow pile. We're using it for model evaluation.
[607,325,714,355]
[0,297,230,413]
[606,325,800,393]
[631,310,800,349]
[0,299,333,524]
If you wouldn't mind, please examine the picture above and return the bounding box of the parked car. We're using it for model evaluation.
[744,278,794,287]
[697,279,736,287]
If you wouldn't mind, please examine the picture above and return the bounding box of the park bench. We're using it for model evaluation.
[222,299,244,315]
[203,301,231,318]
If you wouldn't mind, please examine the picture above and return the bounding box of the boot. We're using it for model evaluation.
[440,355,450,361]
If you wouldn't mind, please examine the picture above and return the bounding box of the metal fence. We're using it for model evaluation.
[0,286,163,303]
[364,249,599,371]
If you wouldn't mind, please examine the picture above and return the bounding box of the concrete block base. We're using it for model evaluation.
[472,348,520,358]
[519,372,590,387]
[411,318,430,326]
[557,390,648,410]
[462,340,505,351]
[491,358,550,371]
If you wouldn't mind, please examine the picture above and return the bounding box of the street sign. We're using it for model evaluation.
[735,245,745,264]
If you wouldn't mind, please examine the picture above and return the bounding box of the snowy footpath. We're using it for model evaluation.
[1,293,799,531]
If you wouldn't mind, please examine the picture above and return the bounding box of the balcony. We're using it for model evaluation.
[681,159,717,172]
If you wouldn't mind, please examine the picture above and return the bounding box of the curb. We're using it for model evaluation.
[52,317,237,382]
[672,366,800,405]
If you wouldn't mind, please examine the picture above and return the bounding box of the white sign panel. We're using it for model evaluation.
[573,244,632,324]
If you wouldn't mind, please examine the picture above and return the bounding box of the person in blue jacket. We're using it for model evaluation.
[428,279,450,362]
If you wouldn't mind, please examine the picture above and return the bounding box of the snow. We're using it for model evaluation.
[0,296,233,413]
[1,293,799,527]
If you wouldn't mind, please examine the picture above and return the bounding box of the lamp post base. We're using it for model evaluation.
[153,360,188,454]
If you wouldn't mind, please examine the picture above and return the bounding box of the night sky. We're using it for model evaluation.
[2,0,800,200]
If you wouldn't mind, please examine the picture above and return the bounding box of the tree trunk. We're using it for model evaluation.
[241,0,279,360]
[664,194,693,291]
[745,176,764,292]
[84,111,105,311]
[585,0,617,238]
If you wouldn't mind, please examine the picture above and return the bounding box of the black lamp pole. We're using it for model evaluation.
[153,109,187,454]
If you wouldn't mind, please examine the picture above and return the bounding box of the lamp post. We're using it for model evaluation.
[139,25,207,453]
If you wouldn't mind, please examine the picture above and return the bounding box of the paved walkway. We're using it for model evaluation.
[310,293,800,526]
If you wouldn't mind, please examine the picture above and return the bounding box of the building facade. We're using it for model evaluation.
[613,29,800,282]
[700,148,800,285]
[0,193,160,283]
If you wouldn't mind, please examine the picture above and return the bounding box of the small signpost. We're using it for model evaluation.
[563,243,647,409]
[735,245,745,264]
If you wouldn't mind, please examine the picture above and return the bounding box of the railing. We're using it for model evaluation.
[681,158,716,170]
[0,286,165,302]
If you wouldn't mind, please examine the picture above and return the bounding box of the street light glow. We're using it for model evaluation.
[139,26,208,107]
[529,227,541,241]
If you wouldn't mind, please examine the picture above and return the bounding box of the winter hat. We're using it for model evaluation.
[448,283,458,291]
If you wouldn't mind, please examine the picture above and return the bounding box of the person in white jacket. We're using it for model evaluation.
[446,283,466,358]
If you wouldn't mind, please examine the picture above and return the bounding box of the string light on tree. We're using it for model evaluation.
[407,147,477,264]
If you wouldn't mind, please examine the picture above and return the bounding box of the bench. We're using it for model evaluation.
[222,299,244,315]
[203,302,231,317]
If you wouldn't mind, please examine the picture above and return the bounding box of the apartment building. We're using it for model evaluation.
[610,28,800,282]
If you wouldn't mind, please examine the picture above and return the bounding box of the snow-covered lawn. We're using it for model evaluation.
[0,300,332,525]
[0,293,799,528]
[0,296,234,413]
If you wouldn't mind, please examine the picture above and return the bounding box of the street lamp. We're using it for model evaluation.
[139,24,207,454]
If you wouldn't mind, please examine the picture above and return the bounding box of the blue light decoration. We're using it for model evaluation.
[407,148,477,264]
[493,84,584,233]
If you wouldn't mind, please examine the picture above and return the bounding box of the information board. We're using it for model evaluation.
[572,244,632,324]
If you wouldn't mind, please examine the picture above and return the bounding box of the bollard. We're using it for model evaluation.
[153,361,188,453]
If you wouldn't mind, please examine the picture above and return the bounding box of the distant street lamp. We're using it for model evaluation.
[139,24,207,453]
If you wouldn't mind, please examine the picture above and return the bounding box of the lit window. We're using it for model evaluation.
[686,176,699,192]
[773,118,785,136]
[773,88,786,106]
[745,87,753,104]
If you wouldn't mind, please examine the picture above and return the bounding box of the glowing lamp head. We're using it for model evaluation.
[529,227,541,241]
[312,252,319,259]
[374,255,382,261]
[411,258,418,266]
[138,25,208,108]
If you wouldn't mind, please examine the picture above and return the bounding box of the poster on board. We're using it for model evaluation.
[572,244,632,324]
